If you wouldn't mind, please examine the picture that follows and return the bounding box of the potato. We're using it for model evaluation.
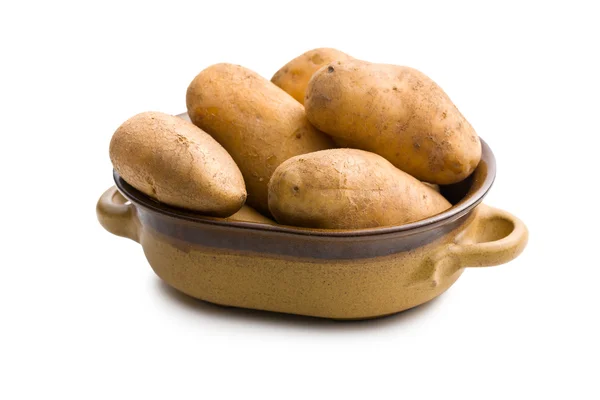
[271,48,352,104]
[335,138,443,199]
[109,111,246,216]
[187,63,334,215]
[305,59,481,185]
[268,149,452,229]
[227,205,276,224]
[422,182,441,193]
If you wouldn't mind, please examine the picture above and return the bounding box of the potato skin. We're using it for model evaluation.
[271,48,352,104]
[109,111,246,216]
[305,60,481,185]
[187,63,333,215]
[422,182,441,193]
[268,149,451,229]
[227,205,276,224]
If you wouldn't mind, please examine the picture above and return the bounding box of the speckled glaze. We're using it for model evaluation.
[97,139,528,319]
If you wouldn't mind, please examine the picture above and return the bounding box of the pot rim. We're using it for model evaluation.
[114,139,495,238]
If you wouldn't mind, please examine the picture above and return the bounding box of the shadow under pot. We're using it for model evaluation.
[97,139,528,320]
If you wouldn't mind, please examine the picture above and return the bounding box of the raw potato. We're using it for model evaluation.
[305,59,481,185]
[422,182,441,193]
[227,205,276,224]
[268,149,452,229]
[109,111,246,216]
[187,63,333,215]
[271,48,352,104]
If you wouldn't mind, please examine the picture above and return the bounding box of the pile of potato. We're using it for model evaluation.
[109,48,481,229]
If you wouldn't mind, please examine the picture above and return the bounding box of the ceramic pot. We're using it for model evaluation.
[97,139,527,319]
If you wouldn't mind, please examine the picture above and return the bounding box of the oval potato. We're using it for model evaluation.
[226,205,276,224]
[335,137,441,192]
[268,149,452,229]
[109,111,246,216]
[422,182,441,193]
[271,48,352,104]
[187,63,333,215]
[305,60,481,184]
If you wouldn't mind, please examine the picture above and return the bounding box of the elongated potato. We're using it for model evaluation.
[335,140,444,195]
[187,63,333,215]
[268,149,451,229]
[305,60,481,184]
[422,182,441,193]
[109,111,246,216]
[227,205,276,224]
[271,48,352,104]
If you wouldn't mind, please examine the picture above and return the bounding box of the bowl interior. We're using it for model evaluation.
[114,139,495,238]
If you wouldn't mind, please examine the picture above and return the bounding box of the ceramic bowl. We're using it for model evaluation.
[97,138,527,319]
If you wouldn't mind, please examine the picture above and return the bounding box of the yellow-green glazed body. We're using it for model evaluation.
[97,140,527,319]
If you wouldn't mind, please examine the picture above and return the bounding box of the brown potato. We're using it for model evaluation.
[305,59,481,185]
[187,63,333,215]
[422,182,441,193]
[271,48,352,104]
[226,205,276,224]
[268,149,451,229]
[343,134,444,193]
[109,111,246,216]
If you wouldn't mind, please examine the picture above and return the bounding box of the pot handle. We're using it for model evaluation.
[428,204,528,285]
[449,204,528,268]
[96,186,139,242]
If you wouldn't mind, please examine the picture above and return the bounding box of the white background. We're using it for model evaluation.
[1,1,599,399]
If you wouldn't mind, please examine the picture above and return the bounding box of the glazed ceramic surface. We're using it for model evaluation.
[97,139,528,319]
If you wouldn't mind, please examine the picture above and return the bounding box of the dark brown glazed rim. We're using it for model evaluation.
[114,139,495,238]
